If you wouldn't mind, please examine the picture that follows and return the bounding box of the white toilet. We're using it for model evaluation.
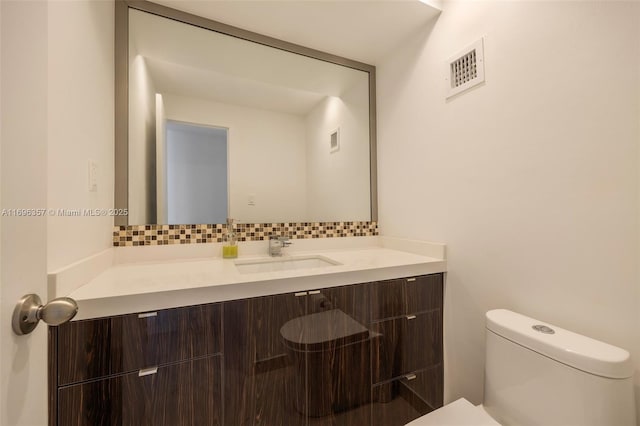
[408,309,636,426]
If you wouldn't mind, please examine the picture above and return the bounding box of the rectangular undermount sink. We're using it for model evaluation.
[235,255,341,274]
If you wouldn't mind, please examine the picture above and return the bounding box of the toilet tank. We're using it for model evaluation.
[483,309,636,426]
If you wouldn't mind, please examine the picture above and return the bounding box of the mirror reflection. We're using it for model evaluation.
[127,8,372,225]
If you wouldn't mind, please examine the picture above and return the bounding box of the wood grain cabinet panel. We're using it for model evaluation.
[402,365,444,411]
[57,303,221,385]
[371,378,423,426]
[56,317,112,385]
[399,311,443,375]
[303,285,372,425]
[57,356,222,426]
[405,274,443,315]
[371,311,442,383]
[370,275,443,321]
[224,294,307,426]
[224,284,375,426]
[370,367,442,426]
[249,293,307,364]
[314,283,370,324]
[370,279,405,321]
[52,273,444,426]
[372,311,442,383]
[368,273,444,426]
[115,303,222,372]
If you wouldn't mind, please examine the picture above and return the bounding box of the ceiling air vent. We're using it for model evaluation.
[446,38,485,99]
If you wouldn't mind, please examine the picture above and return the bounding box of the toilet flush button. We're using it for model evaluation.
[532,324,555,334]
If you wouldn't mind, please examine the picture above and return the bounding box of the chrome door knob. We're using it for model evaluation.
[12,294,78,335]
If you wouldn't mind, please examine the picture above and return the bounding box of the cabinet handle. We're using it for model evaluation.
[308,290,320,295]
[138,312,157,319]
[406,315,417,320]
[138,367,158,377]
[406,278,416,282]
[294,292,308,297]
[405,373,417,381]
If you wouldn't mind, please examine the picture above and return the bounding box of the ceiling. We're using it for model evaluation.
[130,1,441,116]
[130,7,370,115]
[149,0,442,65]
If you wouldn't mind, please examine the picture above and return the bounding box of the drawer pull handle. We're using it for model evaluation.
[294,292,308,297]
[406,315,417,320]
[139,367,158,377]
[308,290,321,295]
[405,373,417,381]
[407,278,416,282]
[138,312,157,319]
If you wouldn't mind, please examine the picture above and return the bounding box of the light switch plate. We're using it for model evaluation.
[88,160,98,192]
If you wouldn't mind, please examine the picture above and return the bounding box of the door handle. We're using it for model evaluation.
[12,294,78,335]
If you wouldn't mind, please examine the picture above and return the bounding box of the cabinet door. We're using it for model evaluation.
[403,365,444,412]
[224,293,307,426]
[305,285,372,426]
[314,283,370,323]
[370,278,405,321]
[372,311,443,383]
[57,355,222,426]
[370,274,443,321]
[399,310,442,375]
[370,367,442,426]
[405,274,443,315]
[56,317,112,385]
[115,303,222,372]
[57,303,221,385]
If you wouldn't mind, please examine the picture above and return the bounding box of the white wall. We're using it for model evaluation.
[163,93,308,223]
[128,55,156,224]
[47,0,114,272]
[377,0,640,418]
[305,78,371,221]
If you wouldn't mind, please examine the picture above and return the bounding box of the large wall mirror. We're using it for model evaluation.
[115,1,377,226]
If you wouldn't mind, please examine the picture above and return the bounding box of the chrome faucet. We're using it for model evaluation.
[269,235,292,256]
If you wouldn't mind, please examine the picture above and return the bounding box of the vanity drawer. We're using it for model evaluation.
[371,365,443,426]
[370,274,443,321]
[372,310,442,384]
[57,355,222,426]
[402,365,444,411]
[405,274,443,316]
[57,303,222,385]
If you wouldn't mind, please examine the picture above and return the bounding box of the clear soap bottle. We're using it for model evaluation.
[222,218,238,259]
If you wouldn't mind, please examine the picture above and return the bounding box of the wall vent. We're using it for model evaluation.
[446,38,485,99]
[330,128,340,153]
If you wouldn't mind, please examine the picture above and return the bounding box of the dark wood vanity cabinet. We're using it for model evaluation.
[369,275,444,426]
[50,273,443,426]
[56,303,222,385]
[223,293,307,426]
[57,356,222,426]
[221,275,443,426]
[50,303,223,426]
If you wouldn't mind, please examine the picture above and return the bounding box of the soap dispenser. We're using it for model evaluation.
[222,218,238,259]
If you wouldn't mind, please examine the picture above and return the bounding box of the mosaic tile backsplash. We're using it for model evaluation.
[113,221,378,246]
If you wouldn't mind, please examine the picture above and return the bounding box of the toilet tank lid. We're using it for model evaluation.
[485,309,633,379]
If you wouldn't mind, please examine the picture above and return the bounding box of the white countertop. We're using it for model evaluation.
[53,237,446,320]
